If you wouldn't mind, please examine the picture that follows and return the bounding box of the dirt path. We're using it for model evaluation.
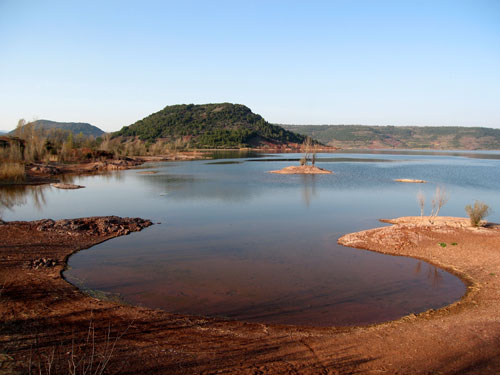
[1,216,499,374]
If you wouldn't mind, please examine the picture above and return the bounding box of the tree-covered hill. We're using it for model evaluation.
[281,124,500,150]
[113,103,306,148]
[9,120,104,138]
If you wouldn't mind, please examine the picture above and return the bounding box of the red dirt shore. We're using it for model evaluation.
[1,216,500,374]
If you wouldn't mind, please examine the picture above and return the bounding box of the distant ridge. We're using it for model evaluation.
[281,124,500,150]
[113,103,307,148]
[9,120,105,138]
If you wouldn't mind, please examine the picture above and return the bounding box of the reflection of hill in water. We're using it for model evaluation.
[140,173,258,202]
[141,171,321,206]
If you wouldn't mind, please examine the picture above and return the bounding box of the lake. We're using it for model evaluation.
[2,150,500,326]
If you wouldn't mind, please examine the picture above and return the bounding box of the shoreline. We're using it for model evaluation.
[0,147,343,187]
[1,216,500,373]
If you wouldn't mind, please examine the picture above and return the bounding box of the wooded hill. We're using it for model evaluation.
[9,120,104,138]
[282,125,500,150]
[113,103,306,148]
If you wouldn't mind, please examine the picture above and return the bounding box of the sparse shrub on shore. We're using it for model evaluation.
[465,201,491,227]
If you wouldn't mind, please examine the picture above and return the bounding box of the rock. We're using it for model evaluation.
[30,257,58,269]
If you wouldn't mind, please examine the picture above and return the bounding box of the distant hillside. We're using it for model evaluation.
[0,131,8,135]
[113,103,306,148]
[281,125,500,150]
[9,120,104,138]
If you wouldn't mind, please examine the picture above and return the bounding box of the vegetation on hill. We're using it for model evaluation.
[282,125,500,150]
[9,120,104,138]
[113,103,306,148]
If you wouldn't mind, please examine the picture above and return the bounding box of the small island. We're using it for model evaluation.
[394,178,427,183]
[269,165,333,174]
[51,183,85,189]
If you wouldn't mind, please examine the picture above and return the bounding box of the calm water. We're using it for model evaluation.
[3,150,500,326]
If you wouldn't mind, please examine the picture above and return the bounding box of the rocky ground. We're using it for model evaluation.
[1,216,500,374]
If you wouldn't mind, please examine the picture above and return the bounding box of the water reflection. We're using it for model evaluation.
[0,185,47,219]
[0,170,124,219]
[414,261,443,287]
[301,175,318,207]
[141,173,257,202]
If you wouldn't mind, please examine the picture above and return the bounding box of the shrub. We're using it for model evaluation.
[465,201,491,227]
[0,162,25,181]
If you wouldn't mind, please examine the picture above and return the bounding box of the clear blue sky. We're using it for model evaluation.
[1,0,499,131]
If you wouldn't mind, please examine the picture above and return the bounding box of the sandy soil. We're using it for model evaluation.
[269,165,333,174]
[1,216,500,374]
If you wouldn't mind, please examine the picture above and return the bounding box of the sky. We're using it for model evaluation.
[1,0,499,132]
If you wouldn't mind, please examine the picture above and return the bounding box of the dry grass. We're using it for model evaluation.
[27,319,131,375]
[0,162,25,181]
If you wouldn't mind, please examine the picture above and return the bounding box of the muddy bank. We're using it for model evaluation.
[1,216,500,374]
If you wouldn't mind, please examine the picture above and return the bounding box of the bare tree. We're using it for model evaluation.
[301,136,313,166]
[431,186,448,218]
